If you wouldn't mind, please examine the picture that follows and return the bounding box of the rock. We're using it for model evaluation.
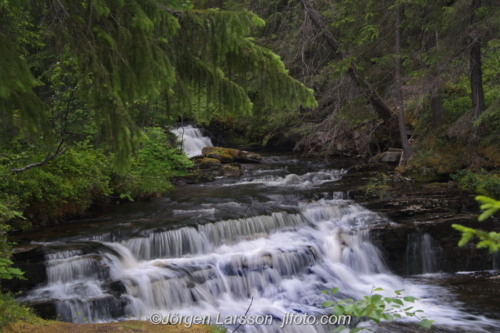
[222,163,242,177]
[202,147,261,164]
[202,147,240,158]
[207,152,234,163]
[25,299,58,320]
[1,262,47,293]
[194,158,221,169]
[368,151,401,163]
[102,280,127,297]
[236,150,261,163]
[12,244,45,263]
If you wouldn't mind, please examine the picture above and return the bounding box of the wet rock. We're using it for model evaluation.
[12,244,45,263]
[102,280,127,297]
[194,157,221,169]
[25,299,58,320]
[207,152,234,163]
[222,163,242,177]
[202,147,261,164]
[347,163,394,174]
[369,150,402,163]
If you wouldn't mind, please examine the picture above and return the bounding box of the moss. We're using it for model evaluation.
[202,147,239,159]
[194,158,221,169]
[478,144,500,166]
[206,153,234,163]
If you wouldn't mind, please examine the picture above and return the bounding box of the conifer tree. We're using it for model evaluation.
[0,0,317,170]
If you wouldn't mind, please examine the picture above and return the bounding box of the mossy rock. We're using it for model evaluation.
[194,158,221,169]
[222,163,242,177]
[206,152,234,163]
[202,147,239,158]
[202,146,261,163]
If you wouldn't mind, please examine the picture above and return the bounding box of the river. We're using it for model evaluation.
[17,133,500,333]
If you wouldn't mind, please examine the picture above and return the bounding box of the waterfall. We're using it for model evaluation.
[406,232,443,275]
[171,125,213,157]
[19,156,499,332]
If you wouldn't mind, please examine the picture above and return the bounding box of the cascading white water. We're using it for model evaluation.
[20,161,499,332]
[171,125,213,157]
[406,233,442,275]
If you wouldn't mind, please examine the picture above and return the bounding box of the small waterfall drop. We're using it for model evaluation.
[406,232,443,275]
[171,125,213,157]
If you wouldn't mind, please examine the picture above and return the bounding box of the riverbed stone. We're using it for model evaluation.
[206,152,234,163]
[202,146,261,163]
[194,157,221,169]
[368,150,402,163]
[222,163,242,177]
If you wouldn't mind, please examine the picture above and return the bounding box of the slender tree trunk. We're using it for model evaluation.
[300,0,393,123]
[430,86,444,128]
[426,31,445,129]
[470,0,486,118]
[395,5,412,166]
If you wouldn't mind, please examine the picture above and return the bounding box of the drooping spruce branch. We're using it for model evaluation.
[299,0,393,123]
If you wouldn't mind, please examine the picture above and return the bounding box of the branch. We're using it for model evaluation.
[232,297,253,333]
[11,145,67,173]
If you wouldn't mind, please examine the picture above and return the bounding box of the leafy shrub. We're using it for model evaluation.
[113,127,194,198]
[0,292,37,330]
[452,169,500,199]
[322,287,433,332]
[0,143,112,226]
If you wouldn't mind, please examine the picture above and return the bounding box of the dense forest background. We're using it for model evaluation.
[1,0,500,250]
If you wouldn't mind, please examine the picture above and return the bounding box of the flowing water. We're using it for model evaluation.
[171,125,213,157]
[19,133,500,332]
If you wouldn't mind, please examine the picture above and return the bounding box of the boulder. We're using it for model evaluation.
[369,150,402,163]
[206,152,234,163]
[194,158,221,169]
[236,150,261,163]
[202,147,261,164]
[222,163,242,177]
[202,147,240,158]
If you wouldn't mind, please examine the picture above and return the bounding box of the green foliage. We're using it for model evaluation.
[1,0,317,170]
[114,127,194,197]
[452,196,500,253]
[364,175,391,199]
[0,292,38,330]
[452,169,500,199]
[322,287,433,332]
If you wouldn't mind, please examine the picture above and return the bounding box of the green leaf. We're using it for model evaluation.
[420,319,434,329]
[383,313,394,321]
[331,287,340,294]
[392,299,404,306]
[371,294,383,304]
[322,301,334,307]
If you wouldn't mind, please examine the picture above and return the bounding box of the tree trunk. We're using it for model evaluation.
[425,30,445,129]
[430,86,444,128]
[470,0,486,118]
[395,5,412,166]
[300,0,393,123]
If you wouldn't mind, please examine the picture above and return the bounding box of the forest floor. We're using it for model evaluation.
[4,320,218,333]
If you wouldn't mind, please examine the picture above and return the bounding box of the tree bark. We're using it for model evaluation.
[395,5,412,166]
[470,0,486,118]
[425,30,445,129]
[300,0,393,123]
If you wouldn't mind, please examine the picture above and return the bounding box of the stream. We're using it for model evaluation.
[16,128,500,333]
